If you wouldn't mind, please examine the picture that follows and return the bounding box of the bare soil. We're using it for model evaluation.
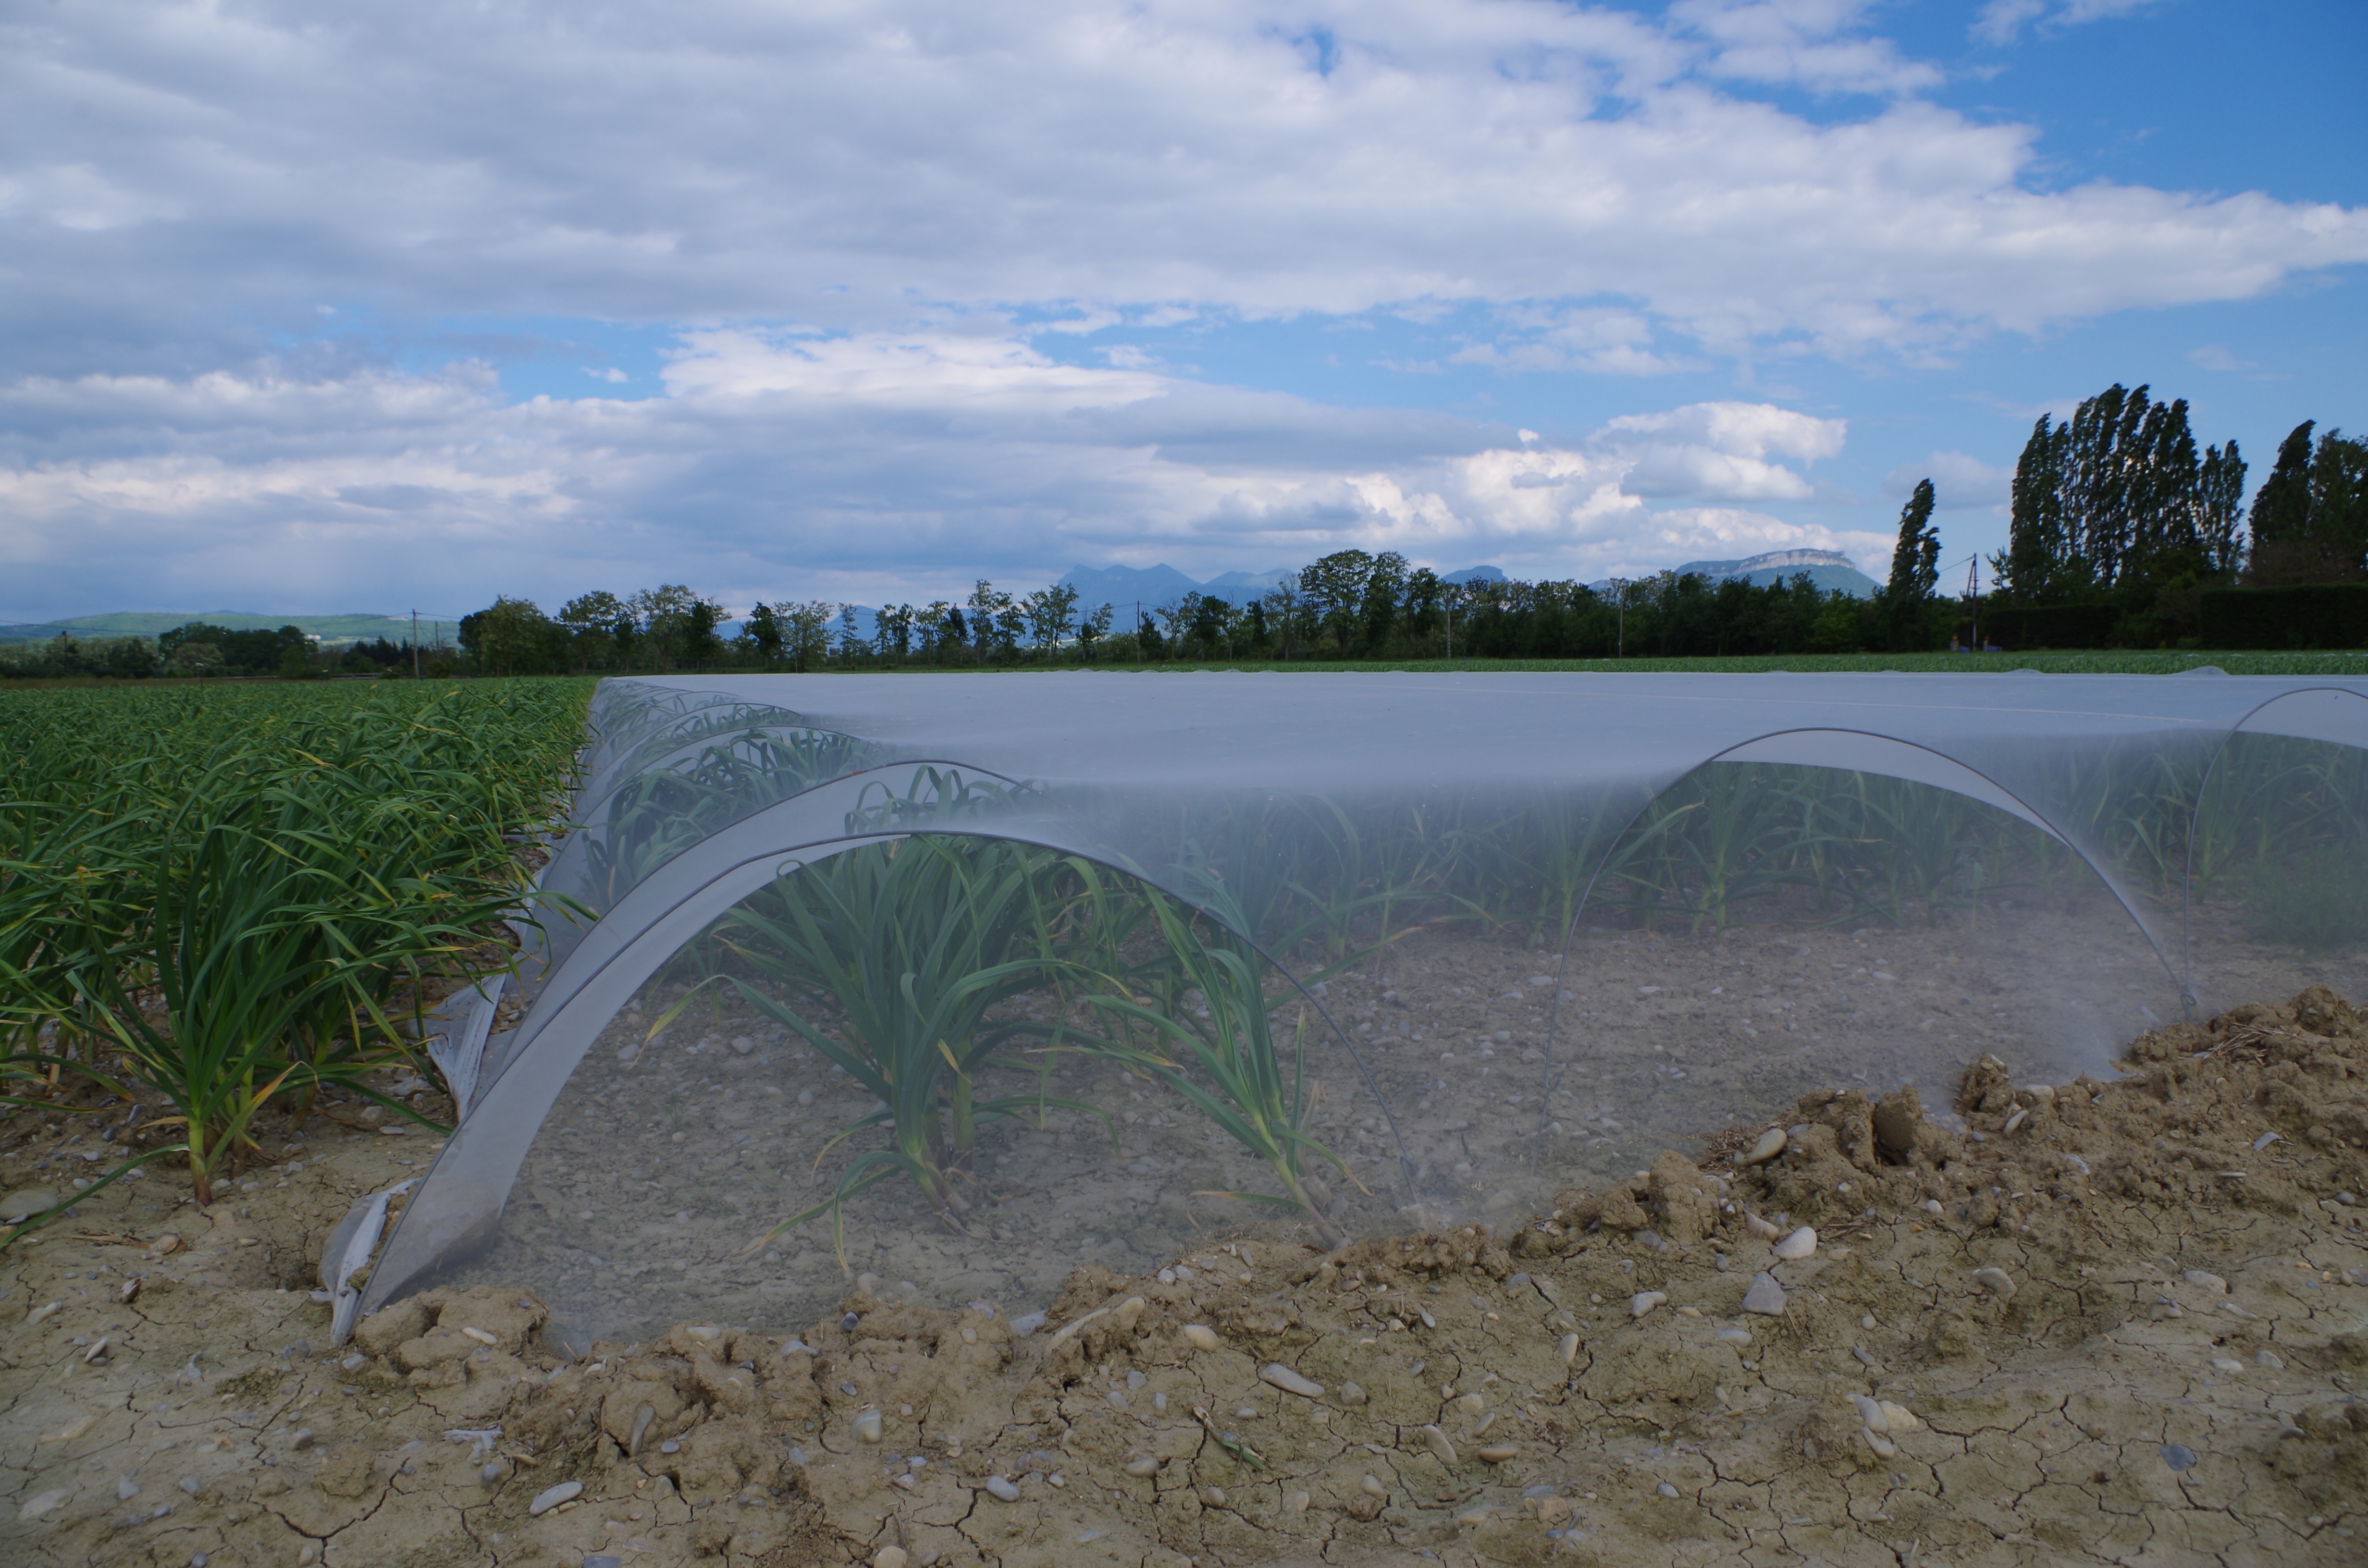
[6,962,2367,1568]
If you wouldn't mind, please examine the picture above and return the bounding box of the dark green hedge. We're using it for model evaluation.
[2198,585,2368,650]
[1979,602,2123,650]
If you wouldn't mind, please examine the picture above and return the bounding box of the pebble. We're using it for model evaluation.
[731,1036,755,1055]
[1421,1424,1458,1465]
[1199,1484,1227,1506]
[1361,1474,1388,1498]
[1878,1400,1922,1431]
[2257,1348,2285,1369]
[2159,1444,2197,1472]
[1557,1332,1580,1364]
[1972,1267,2016,1298]
[1920,1199,1944,1215]
[1745,1213,1781,1240]
[1742,1128,1788,1165]
[1656,1482,1679,1498]
[116,1476,140,1501]
[0,1188,59,1224]
[1772,1226,1817,1262]
[1338,1380,1368,1406]
[1285,1489,1310,1514]
[1715,1327,1751,1345]
[872,1549,908,1568]
[660,1440,680,1455]
[1124,1454,1159,1478]
[528,1481,582,1516]
[1260,1363,1323,1397]
[460,1326,498,1346]
[1850,1394,1888,1430]
[1630,1290,1666,1318]
[1477,1444,1517,1463]
[983,1475,1021,1502]
[1741,1273,1787,1316]
[852,1409,883,1443]
[2252,1130,2280,1151]
[1010,1311,1046,1336]
[1181,1324,1221,1351]
[2183,1269,2228,1294]
[2002,1107,2028,1134]
[796,1089,815,1106]
[585,1558,623,1568]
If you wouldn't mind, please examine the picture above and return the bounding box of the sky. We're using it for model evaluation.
[2,0,2363,622]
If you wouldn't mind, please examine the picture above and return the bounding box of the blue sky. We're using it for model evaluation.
[3,0,2363,620]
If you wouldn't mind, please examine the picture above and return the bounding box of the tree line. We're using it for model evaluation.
[1992,382,2365,641]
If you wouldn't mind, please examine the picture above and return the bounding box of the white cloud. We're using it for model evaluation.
[1882,451,2012,509]
[1973,0,2160,47]
[0,336,1869,613]
[1674,0,1943,96]
[4,0,2360,377]
[2185,344,2260,374]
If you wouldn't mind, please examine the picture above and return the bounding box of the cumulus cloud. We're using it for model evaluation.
[1673,0,1943,96]
[0,332,1881,612]
[1882,451,2013,510]
[4,0,2361,379]
[1973,0,2161,47]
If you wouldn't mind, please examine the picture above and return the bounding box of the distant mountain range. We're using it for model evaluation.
[0,610,424,647]
[1056,562,1507,615]
[1589,549,1878,599]
[11,552,1868,649]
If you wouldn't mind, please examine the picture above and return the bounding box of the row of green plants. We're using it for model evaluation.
[574,684,2368,1258]
[0,679,592,1225]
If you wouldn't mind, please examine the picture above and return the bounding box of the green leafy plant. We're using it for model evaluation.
[1085,892,1354,1243]
[693,834,1104,1259]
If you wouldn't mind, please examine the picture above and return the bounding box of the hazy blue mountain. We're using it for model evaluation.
[1589,548,1877,599]
[1056,563,1208,616]
[1059,561,1512,613]
[0,610,423,646]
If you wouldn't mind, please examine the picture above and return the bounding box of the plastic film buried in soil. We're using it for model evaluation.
[361,670,2368,1340]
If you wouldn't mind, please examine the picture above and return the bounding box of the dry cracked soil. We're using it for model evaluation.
[5,979,2367,1568]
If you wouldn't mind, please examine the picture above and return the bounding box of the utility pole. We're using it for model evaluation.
[411,609,420,679]
[1966,556,1982,652]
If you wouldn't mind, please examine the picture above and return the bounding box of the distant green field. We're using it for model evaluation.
[0,610,424,645]
[1066,650,2368,676]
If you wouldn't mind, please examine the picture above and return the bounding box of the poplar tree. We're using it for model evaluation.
[1884,478,1940,650]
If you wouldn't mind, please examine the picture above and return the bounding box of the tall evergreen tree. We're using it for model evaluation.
[2249,421,2318,552]
[2196,441,2248,576]
[1998,414,2071,599]
[1885,478,1940,650]
[1994,383,2219,599]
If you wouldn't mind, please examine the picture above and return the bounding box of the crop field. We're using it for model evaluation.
[0,678,592,1212]
[2,676,2366,1568]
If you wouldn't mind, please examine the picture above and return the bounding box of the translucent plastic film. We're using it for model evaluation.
[364,670,2368,1338]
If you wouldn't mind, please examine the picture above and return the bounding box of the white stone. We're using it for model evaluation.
[1741,1128,1787,1166]
[1630,1291,1666,1318]
[1181,1323,1221,1351]
[528,1481,582,1516]
[1259,1363,1323,1398]
[1772,1226,1816,1261]
[1741,1273,1787,1316]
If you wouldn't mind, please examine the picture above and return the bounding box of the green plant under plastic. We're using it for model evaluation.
[1086,892,1355,1243]
[695,834,1105,1260]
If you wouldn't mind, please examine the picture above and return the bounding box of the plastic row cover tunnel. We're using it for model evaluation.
[362,672,2368,1344]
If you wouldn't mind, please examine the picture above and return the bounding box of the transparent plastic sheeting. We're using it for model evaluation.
[366,672,2368,1340]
